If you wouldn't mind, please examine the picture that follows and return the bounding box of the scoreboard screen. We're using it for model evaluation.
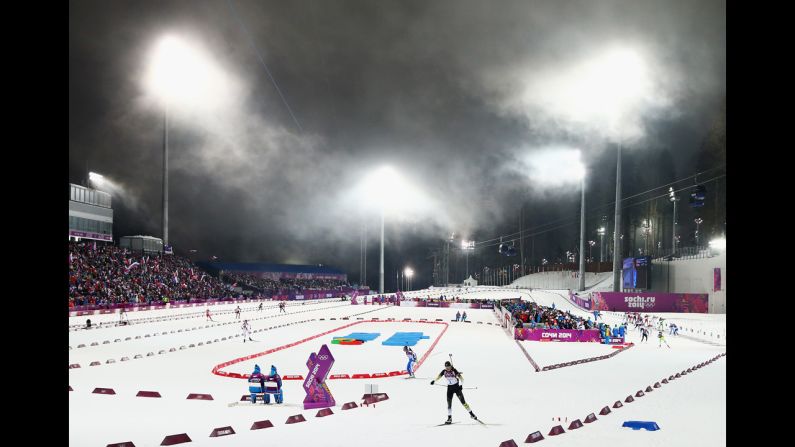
[622,256,652,290]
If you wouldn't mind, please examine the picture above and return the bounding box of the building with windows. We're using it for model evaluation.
[68,183,113,242]
[119,235,164,254]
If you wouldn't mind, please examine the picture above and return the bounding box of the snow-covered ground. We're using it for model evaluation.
[69,295,725,447]
[511,271,614,291]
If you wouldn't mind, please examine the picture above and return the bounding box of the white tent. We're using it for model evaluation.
[463,275,478,287]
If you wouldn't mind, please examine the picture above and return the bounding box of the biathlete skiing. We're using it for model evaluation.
[430,360,477,424]
[242,319,253,342]
[403,345,418,378]
[658,330,671,348]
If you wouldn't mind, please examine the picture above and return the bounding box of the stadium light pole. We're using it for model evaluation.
[380,206,385,294]
[404,267,414,291]
[359,166,414,295]
[461,240,474,280]
[612,144,622,291]
[578,170,587,292]
[145,35,223,249]
[524,148,585,289]
[669,187,679,255]
[162,104,169,247]
[694,217,703,246]
[536,46,652,291]
[597,226,606,262]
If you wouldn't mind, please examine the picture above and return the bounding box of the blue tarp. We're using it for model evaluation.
[622,421,660,431]
[382,332,430,346]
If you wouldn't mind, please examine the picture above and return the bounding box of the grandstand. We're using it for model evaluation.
[69,241,364,311]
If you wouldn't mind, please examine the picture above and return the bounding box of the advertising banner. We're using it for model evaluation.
[568,291,592,309]
[69,230,113,241]
[352,299,491,309]
[514,328,602,342]
[591,292,709,313]
[713,268,721,291]
[251,271,347,281]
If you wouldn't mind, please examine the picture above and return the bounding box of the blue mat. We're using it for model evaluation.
[622,421,660,431]
[382,332,430,346]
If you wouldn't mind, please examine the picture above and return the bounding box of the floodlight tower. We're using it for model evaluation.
[145,35,222,247]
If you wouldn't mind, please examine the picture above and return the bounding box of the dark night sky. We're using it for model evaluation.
[69,0,725,290]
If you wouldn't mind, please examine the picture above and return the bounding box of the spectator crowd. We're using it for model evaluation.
[69,242,238,308]
[222,272,349,295]
[69,241,352,309]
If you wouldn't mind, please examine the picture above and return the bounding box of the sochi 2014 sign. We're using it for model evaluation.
[591,292,709,313]
[302,344,336,410]
[514,328,602,342]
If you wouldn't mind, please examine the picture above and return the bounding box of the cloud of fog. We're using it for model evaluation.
[507,146,585,191]
[479,42,681,145]
[70,0,724,272]
[92,176,157,231]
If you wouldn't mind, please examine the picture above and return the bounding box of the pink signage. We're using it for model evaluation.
[69,230,112,241]
[591,292,709,313]
[514,328,602,342]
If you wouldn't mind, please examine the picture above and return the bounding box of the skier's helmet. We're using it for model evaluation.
[444,361,452,368]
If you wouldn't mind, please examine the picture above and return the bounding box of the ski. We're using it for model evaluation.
[433,422,460,427]
[474,419,498,426]
[228,401,299,408]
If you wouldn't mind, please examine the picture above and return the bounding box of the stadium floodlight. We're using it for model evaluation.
[360,166,417,211]
[582,48,652,293]
[404,267,414,291]
[524,148,585,186]
[564,48,651,135]
[360,165,414,295]
[708,238,726,251]
[144,35,227,247]
[88,172,105,184]
[144,35,225,107]
[528,148,587,290]
[522,46,654,291]
[460,240,475,280]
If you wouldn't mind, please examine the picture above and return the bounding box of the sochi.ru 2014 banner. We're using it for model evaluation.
[514,328,602,342]
[591,292,709,313]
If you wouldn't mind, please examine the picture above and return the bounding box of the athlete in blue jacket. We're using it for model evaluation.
[404,346,418,377]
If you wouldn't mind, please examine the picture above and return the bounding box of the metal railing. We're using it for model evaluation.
[638,245,719,261]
